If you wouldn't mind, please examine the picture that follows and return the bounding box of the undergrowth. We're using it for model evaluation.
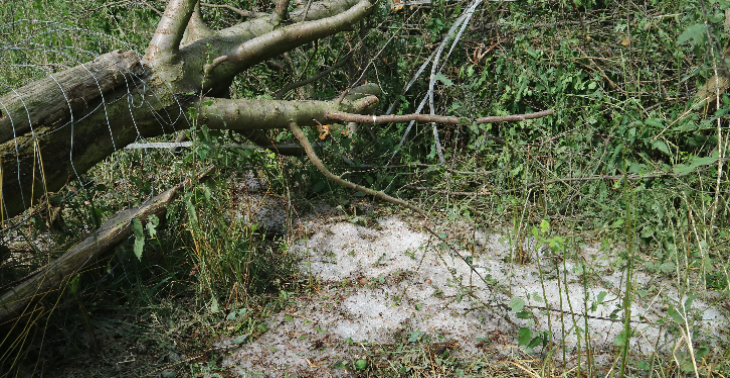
[1,0,730,376]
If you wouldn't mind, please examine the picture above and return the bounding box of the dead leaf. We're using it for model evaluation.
[306,358,325,367]
[317,124,329,140]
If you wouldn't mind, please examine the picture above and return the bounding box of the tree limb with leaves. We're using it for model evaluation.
[0,0,552,221]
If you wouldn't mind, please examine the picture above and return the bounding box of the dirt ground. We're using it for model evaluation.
[218,195,728,377]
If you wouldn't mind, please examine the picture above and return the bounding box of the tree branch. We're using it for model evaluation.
[0,167,213,323]
[197,94,379,131]
[289,122,426,216]
[204,0,371,86]
[272,0,291,23]
[324,109,554,125]
[183,1,215,47]
[0,184,181,323]
[145,0,198,61]
[196,95,548,140]
[289,0,361,22]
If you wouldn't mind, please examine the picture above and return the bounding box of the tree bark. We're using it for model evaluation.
[0,0,553,223]
[0,184,180,323]
[0,0,374,221]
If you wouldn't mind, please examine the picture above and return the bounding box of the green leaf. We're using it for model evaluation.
[132,217,145,261]
[210,297,219,313]
[146,214,159,238]
[695,346,710,360]
[186,199,200,232]
[354,359,367,370]
[677,23,707,46]
[69,274,81,295]
[516,310,532,319]
[408,330,423,343]
[672,156,718,176]
[651,140,671,156]
[312,180,326,193]
[659,261,676,274]
[597,291,607,303]
[667,306,685,323]
[527,335,543,348]
[613,330,629,347]
[644,118,663,128]
[233,334,249,344]
[532,292,544,303]
[510,297,525,312]
[540,219,550,233]
[434,72,454,86]
[517,327,532,346]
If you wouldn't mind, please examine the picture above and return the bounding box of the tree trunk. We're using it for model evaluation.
[0,0,373,221]
[1,50,163,219]
[0,0,552,223]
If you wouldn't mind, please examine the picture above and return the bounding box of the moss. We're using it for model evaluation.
[0,126,53,157]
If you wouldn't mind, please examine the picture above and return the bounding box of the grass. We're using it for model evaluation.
[2,0,730,376]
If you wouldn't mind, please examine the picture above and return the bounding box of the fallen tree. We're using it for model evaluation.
[0,0,552,221]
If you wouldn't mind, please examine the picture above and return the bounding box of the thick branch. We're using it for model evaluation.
[272,0,291,23]
[0,185,181,323]
[289,122,426,216]
[197,95,378,131]
[289,0,361,22]
[200,0,360,42]
[145,0,198,61]
[182,1,216,47]
[0,50,144,146]
[205,0,371,87]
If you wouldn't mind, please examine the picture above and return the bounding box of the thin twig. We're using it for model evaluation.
[204,55,229,73]
[301,0,315,21]
[274,54,351,99]
[325,109,554,126]
[403,172,680,196]
[288,122,426,216]
[201,2,258,18]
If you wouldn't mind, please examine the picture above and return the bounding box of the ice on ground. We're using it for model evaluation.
[223,216,729,376]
